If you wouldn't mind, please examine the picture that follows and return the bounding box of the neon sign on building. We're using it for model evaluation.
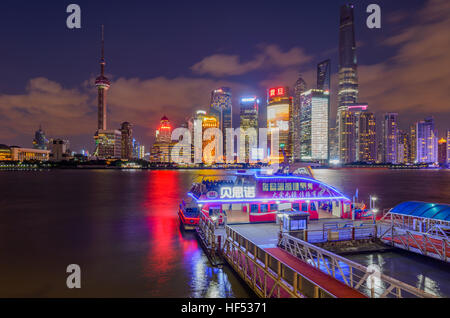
[269,87,285,98]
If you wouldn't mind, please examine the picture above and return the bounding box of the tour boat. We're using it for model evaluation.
[178,164,357,230]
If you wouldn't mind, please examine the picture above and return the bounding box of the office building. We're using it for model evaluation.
[267,86,292,162]
[120,122,133,160]
[94,130,122,159]
[210,87,232,155]
[49,139,71,161]
[416,116,438,163]
[239,97,259,163]
[438,137,447,165]
[32,126,48,150]
[299,89,329,161]
[359,112,376,163]
[292,74,307,161]
[338,104,368,163]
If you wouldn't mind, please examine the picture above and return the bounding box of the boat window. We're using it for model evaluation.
[301,202,308,212]
[310,203,317,211]
[269,183,277,191]
[250,204,258,213]
[284,183,292,191]
[185,208,199,217]
[292,203,300,211]
[277,183,284,191]
[270,204,278,211]
[260,204,268,213]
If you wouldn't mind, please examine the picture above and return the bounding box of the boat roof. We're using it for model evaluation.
[390,201,450,221]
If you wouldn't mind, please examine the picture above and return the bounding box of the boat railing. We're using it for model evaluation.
[304,224,377,243]
[278,233,436,298]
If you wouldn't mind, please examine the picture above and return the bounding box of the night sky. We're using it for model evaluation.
[0,0,448,152]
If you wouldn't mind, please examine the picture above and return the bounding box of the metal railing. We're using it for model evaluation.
[378,223,449,262]
[223,226,336,298]
[197,210,223,261]
[305,224,377,243]
[279,233,436,298]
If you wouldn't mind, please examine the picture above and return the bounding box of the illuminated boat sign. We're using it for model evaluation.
[220,186,256,199]
[188,175,350,204]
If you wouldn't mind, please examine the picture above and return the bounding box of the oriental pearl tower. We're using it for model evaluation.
[95,25,110,131]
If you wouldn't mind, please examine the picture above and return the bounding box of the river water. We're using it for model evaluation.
[0,168,448,297]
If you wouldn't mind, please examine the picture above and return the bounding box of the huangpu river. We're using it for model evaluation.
[0,168,449,297]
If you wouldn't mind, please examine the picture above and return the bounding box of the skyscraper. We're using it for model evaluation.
[239,97,259,163]
[416,116,438,163]
[267,87,292,162]
[438,137,447,165]
[210,87,232,157]
[338,4,358,108]
[337,4,359,163]
[409,124,417,163]
[32,125,48,150]
[447,130,450,165]
[397,130,410,164]
[155,116,172,143]
[359,112,376,163]
[338,104,368,163]
[300,89,329,162]
[292,74,307,161]
[382,113,399,163]
[317,59,331,92]
[95,25,110,131]
[120,122,133,160]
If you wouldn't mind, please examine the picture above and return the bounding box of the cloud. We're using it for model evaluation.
[358,0,450,129]
[0,76,251,147]
[191,44,312,77]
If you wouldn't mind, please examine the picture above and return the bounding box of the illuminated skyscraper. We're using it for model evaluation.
[32,125,48,150]
[437,138,447,165]
[382,113,398,163]
[210,87,232,155]
[299,89,329,162]
[338,4,358,108]
[338,104,368,163]
[397,130,410,164]
[317,59,331,92]
[447,130,450,165]
[120,122,133,160]
[409,124,417,163]
[155,116,172,143]
[416,116,438,163]
[267,86,292,162]
[239,97,259,163]
[359,112,376,163]
[292,74,307,161]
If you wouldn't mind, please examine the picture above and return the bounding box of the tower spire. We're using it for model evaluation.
[100,25,105,76]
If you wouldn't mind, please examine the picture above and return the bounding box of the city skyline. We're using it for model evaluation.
[0,0,448,153]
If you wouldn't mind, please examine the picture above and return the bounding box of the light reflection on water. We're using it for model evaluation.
[0,168,448,297]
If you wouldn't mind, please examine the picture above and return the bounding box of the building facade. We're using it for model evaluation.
[416,116,438,163]
[267,86,292,163]
[239,97,259,163]
[94,130,122,159]
[120,122,133,160]
[338,104,368,163]
[438,137,447,165]
[299,89,329,162]
[338,4,358,108]
[210,87,232,155]
[10,147,50,161]
[382,113,399,164]
[32,126,48,150]
[292,74,307,161]
[359,112,377,163]
[49,139,71,161]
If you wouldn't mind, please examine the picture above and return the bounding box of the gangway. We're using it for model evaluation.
[278,233,436,298]
[378,201,450,262]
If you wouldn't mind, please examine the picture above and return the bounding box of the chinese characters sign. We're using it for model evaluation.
[220,186,256,199]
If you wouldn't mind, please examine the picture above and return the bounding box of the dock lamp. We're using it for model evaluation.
[370,196,378,223]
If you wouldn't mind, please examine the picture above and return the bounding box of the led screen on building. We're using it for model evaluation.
[267,104,289,132]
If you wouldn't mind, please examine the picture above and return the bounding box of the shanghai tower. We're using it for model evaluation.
[338,4,358,107]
